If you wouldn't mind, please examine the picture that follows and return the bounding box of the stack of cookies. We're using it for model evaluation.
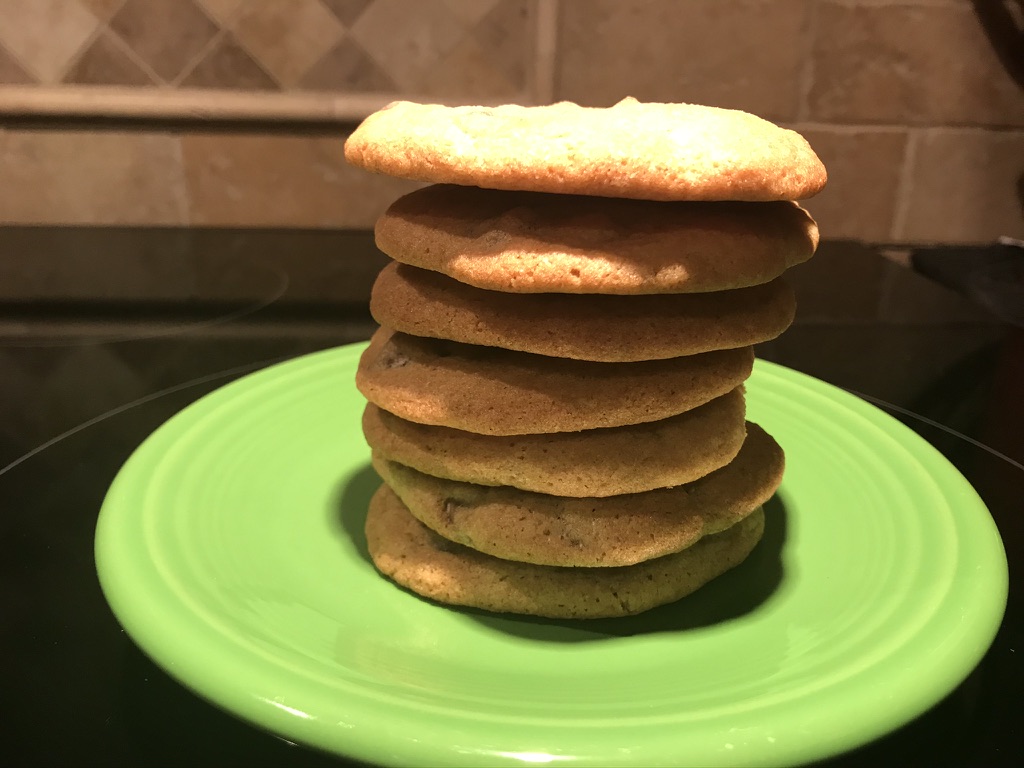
[344,98,825,619]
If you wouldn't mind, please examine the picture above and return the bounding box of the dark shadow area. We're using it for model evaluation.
[971,0,1024,91]
[117,641,363,768]
[334,462,381,566]
[456,494,788,642]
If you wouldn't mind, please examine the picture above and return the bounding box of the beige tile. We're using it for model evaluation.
[0,44,35,84]
[794,127,908,242]
[419,36,519,99]
[898,129,1024,244]
[319,0,375,27]
[470,0,530,90]
[181,133,421,228]
[556,0,807,121]
[0,130,188,225]
[808,2,1024,127]
[350,0,465,91]
[444,0,501,26]
[109,0,218,82]
[194,0,244,26]
[299,38,398,92]
[0,0,99,83]
[785,241,887,323]
[63,30,154,86]
[180,34,277,90]
[78,0,126,21]
[232,0,345,86]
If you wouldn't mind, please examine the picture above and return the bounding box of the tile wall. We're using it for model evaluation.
[0,0,536,97]
[0,0,1021,245]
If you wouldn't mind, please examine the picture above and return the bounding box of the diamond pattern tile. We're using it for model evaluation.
[63,31,154,86]
[420,36,518,98]
[0,0,537,98]
[350,0,465,91]
[0,0,541,127]
[78,0,127,21]
[231,0,345,87]
[319,0,374,27]
[180,34,278,91]
[193,0,244,26]
[0,44,35,84]
[109,0,218,82]
[468,0,530,89]
[299,37,397,92]
[443,0,501,26]
[0,0,99,83]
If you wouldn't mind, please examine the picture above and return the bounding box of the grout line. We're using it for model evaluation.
[54,0,127,84]
[173,0,250,87]
[171,28,229,88]
[889,128,921,242]
[88,0,128,21]
[224,23,289,91]
[52,18,107,85]
[794,0,819,122]
[194,0,247,28]
[0,37,43,83]
[103,23,168,86]
[533,0,559,104]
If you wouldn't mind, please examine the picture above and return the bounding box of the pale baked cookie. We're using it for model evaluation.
[344,98,826,201]
[366,484,766,619]
[362,387,746,497]
[356,328,754,435]
[372,422,782,567]
[375,185,818,294]
[371,261,795,360]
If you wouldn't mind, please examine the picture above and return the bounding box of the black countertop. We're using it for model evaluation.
[1,228,1021,767]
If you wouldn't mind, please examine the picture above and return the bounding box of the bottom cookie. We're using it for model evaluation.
[365,484,765,620]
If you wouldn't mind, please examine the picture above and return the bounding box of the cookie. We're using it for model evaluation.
[375,185,818,294]
[372,421,782,567]
[366,484,766,619]
[371,261,795,360]
[362,387,746,497]
[344,98,826,202]
[356,328,754,435]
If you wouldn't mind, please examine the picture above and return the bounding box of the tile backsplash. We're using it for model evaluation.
[0,0,536,98]
[0,0,1021,245]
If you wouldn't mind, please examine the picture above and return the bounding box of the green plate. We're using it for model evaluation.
[95,343,1008,767]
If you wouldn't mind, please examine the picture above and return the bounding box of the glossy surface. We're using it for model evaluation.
[95,345,1008,767]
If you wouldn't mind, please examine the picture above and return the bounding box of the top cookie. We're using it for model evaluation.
[344,98,826,202]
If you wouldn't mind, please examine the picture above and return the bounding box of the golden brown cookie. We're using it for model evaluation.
[344,98,826,202]
[366,484,766,619]
[370,261,796,360]
[356,328,754,435]
[375,185,818,294]
[372,421,782,567]
[362,387,747,497]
